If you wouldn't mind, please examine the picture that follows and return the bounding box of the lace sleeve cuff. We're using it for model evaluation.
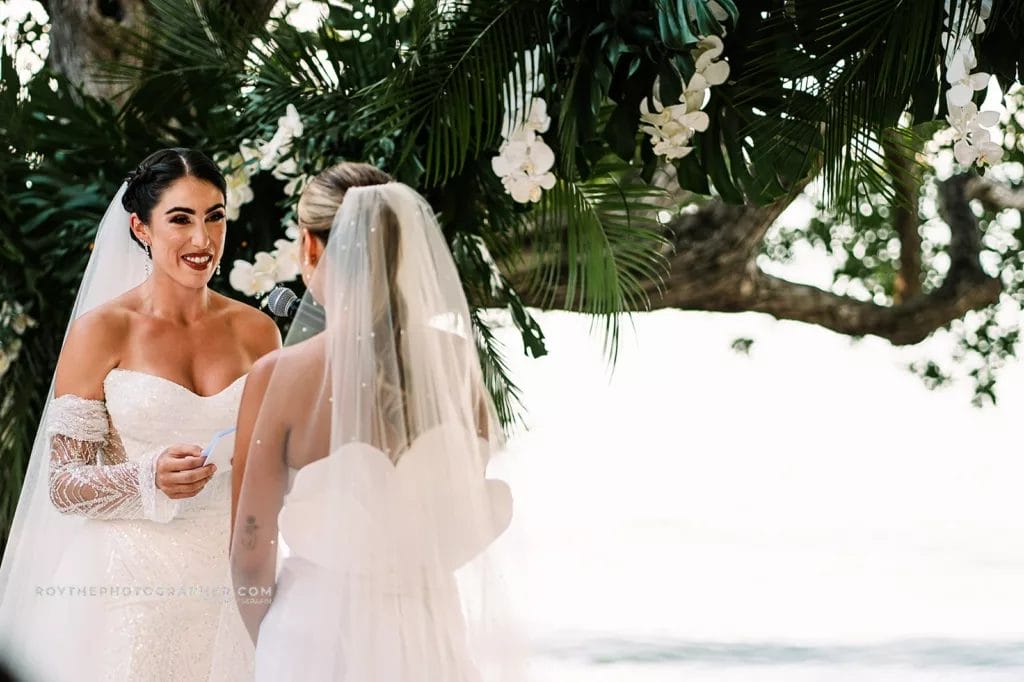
[139,447,180,523]
[47,395,108,442]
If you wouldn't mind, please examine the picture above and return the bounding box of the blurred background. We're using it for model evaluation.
[3,0,1024,679]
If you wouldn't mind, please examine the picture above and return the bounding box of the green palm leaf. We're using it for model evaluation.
[359,0,547,186]
[531,158,670,358]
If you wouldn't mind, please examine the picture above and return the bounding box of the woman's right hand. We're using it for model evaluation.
[155,445,216,499]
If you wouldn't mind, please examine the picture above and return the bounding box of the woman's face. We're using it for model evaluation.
[132,176,226,289]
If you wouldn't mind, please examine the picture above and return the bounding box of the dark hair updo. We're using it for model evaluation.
[122,148,227,244]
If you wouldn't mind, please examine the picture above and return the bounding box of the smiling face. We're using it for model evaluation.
[130,176,227,289]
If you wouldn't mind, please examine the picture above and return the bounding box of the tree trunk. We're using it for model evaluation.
[46,0,149,100]
[45,0,277,98]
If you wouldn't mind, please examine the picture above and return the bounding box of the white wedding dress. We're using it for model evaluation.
[254,428,511,681]
[37,368,252,681]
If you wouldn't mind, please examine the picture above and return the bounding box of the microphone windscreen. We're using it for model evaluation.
[267,286,299,318]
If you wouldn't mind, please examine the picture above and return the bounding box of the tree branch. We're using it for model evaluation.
[510,172,1008,346]
[743,271,1000,345]
[965,174,1024,211]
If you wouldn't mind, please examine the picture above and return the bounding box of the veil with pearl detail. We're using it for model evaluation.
[218,182,523,681]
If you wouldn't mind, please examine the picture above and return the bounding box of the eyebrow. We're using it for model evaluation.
[165,204,226,215]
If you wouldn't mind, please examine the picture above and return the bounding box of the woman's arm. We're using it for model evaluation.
[48,308,214,520]
[230,351,288,643]
[47,309,162,519]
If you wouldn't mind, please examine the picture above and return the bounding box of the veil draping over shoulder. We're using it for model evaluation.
[223,182,523,681]
[0,184,150,677]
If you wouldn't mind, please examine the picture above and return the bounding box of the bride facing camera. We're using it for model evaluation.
[0,148,279,681]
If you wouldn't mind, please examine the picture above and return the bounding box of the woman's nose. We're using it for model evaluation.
[191,225,213,248]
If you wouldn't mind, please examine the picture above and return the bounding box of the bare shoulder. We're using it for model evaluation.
[55,296,134,398]
[248,346,282,386]
[214,293,282,359]
[237,345,283,412]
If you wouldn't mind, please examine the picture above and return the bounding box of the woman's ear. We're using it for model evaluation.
[301,228,325,267]
[129,214,149,247]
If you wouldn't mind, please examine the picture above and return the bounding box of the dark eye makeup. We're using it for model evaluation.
[168,212,225,224]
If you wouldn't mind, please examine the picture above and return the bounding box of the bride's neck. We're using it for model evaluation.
[140,273,212,323]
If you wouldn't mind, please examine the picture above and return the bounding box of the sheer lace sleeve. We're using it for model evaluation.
[46,395,177,522]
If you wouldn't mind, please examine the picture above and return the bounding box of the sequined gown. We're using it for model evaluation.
[42,368,252,681]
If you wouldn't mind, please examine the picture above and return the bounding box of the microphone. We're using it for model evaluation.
[267,286,301,318]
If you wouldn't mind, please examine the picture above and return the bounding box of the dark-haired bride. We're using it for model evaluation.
[0,148,279,681]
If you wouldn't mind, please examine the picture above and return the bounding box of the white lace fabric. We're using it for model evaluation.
[46,394,170,521]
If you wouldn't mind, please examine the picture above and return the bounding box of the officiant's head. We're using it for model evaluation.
[296,162,393,293]
[122,148,227,289]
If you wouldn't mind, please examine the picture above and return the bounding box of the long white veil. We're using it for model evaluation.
[222,182,523,680]
[0,183,148,678]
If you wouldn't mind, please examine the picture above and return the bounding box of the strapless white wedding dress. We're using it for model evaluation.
[253,427,513,682]
[42,369,253,681]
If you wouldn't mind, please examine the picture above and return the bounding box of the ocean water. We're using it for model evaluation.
[533,637,1024,681]
[494,310,1024,680]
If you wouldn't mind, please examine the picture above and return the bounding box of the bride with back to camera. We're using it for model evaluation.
[222,162,521,680]
[0,148,279,681]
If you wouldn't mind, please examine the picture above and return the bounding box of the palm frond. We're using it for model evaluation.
[359,0,546,185]
[471,309,527,433]
[531,158,670,359]
[732,0,985,218]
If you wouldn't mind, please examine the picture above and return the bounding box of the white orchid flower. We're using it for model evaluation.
[693,35,724,71]
[11,312,34,335]
[492,133,557,203]
[524,98,551,133]
[640,96,674,126]
[946,102,978,139]
[259,127,292,170]
[225,172,254,221]
[642,33,728,162]
[502,171,556,203]
[671,108,710,133]
[948,102,1001,140]
[238,140,261,177]
[683,75,710,110]
[946,51,990,107]
[652,138,694,160]
[503,98,551,141]
[494,90,559,203]
[272,157,298,180]
[271,238,302,282]
[699,59,730,86]
[278,103,304,139]
[229,252,278,297]
[954,128,1004,166]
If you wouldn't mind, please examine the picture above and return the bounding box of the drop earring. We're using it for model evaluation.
[144,242,152,276]
[216,262,221,276]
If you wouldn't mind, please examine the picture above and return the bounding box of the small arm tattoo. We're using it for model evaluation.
[241,514,260,551]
